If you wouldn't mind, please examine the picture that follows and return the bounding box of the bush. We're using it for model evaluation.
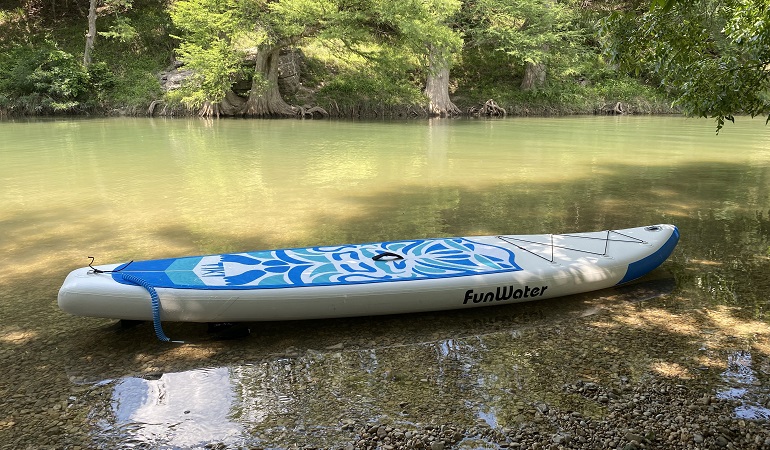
[316,69,425,109]
[0,41,90,113]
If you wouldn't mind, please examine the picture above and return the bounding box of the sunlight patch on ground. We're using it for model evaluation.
[751,339,770,355]
[705,306,770,339]
[609,306,700,336]
[154,344,221,364]
[0,329,38,344]
[666,207,697,218]
[694,354,725,371]
[650,361,692,379]
[688,259,723,266]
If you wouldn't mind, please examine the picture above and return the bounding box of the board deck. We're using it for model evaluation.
[109,237,524,289]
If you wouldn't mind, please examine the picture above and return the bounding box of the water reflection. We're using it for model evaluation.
[108,368,244,448]
[717,351,770,420]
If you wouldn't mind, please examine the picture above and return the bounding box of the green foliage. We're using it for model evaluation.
[373,0,463,56]
[267,0,336,37]
[306,36,426,108]
[86,61,117,96]
[98,16,139,44]
[96,0,138,44]
[170,39,247,107]
[170,0,241,42]
[601,0,770,131]
[462,0,583,72]
[0,41,90,112]
[168,0,251,108]
[316,67,425,107]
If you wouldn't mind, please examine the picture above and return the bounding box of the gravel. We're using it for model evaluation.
[341,377,770,449]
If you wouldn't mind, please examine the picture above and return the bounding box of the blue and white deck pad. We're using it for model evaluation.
[113,238,523,290]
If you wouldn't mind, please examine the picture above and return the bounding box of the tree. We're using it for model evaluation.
[169,0,246,116]
[242,0,334,116]
[519,0,556,91]
[353,0,463,116]
[425,43,461,116]
[84,0,96,66]
[461,0,577,92]
[601,0,770,131]
[171,0,334,117]
[83,0,133,67]
[423,0,463,117]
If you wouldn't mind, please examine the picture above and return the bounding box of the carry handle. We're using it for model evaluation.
[372,252,404,261]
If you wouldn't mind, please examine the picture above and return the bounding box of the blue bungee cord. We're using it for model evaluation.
[120,272,184,344]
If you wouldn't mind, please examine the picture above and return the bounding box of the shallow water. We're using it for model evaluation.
[1,116,769,448]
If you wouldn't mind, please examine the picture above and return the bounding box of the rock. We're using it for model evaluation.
[158,67,194,92]
[277,48,305,96]
[552,433,571,445]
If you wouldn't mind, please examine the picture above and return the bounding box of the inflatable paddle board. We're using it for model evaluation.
[59,224,679,340]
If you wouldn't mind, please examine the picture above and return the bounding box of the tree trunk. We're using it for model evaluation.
[83,0,97,67]
[196,90,247,118]
[242,45,297,117]
[424,45,460,117]
[520,56,547,91]
[520,0,554,92]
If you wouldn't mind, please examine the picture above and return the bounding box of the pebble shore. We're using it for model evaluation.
[344,378,770,450]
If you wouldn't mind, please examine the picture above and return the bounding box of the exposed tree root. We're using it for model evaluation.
[298,105,329,118]
[600,101,626,115]
[240,94,298,117]
[427,100,461,117]
[147,100,163,116]
[198,101,221,118]
[468,99,507,117]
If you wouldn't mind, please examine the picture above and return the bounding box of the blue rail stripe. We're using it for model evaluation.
[617,227,679,284]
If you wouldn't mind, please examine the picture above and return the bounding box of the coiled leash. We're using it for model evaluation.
[120,273,184,343]
[88,257,183,343]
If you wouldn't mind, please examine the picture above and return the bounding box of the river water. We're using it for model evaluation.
[1,116,769,448]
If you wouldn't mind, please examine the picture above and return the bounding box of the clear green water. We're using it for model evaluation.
[1,116,769,447]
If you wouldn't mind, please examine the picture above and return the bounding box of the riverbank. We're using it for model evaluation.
[1,68,675,120]
[0,2,676,120]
